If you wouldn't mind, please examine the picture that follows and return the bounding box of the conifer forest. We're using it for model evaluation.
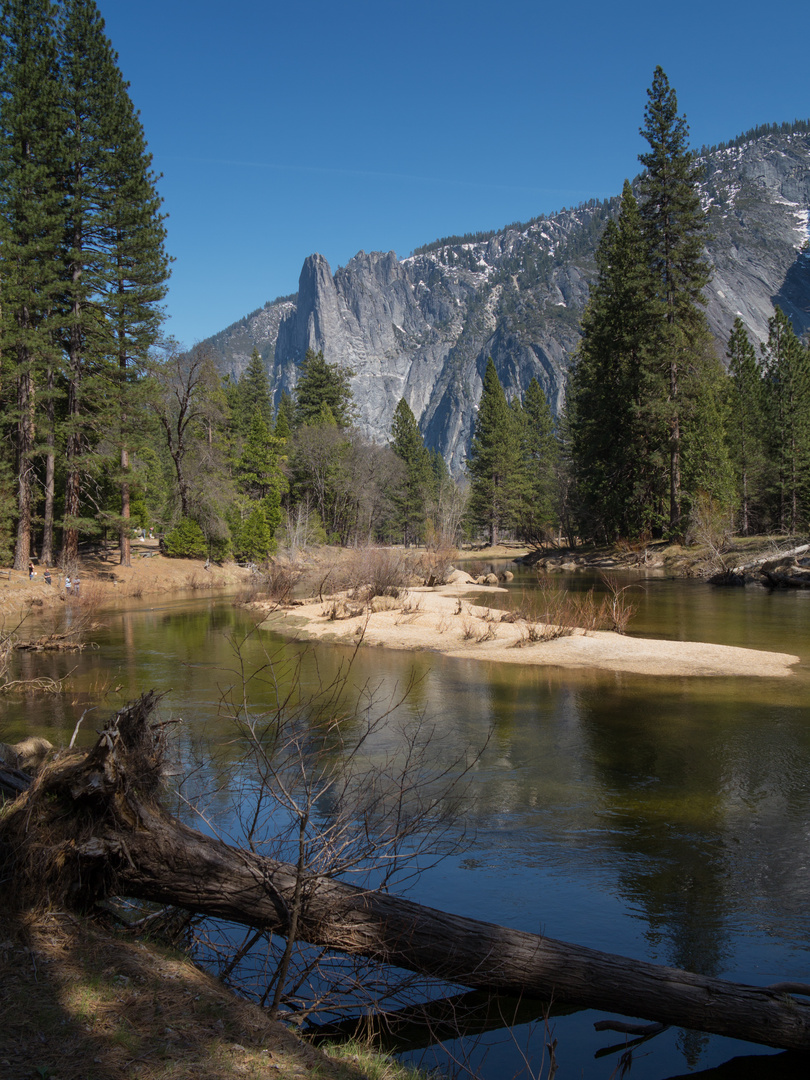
[2,3,809,573]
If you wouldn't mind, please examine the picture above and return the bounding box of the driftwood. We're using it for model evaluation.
[729,542,810,574]
[3,694,810,1053]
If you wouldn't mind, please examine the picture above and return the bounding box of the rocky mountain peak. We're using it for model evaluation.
[204,128,810,473]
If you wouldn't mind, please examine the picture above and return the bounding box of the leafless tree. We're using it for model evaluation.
[184,632,482,1022]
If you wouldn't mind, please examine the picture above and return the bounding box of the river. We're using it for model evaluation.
[3,570,810,1079]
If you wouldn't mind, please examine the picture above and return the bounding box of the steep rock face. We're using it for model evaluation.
[205,130,810,473]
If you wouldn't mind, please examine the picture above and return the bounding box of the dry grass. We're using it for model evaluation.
[323,598,367,621]
[504,576,639,646]
[0,910,399,1080]
[418,537,459,586]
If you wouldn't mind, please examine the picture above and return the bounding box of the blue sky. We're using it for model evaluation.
[97,0,809,349]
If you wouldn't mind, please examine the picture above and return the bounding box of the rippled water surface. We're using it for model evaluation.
[4,573,810,1078]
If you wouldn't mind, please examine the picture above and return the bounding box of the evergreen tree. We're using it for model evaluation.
[234,407,287,548]
[518,378,559,544]
[761,307,810,531]
[638,67,712,532]
[235,504,274,563]
[726,317,766,534]
[390,398,434,545]
[59,0,122,560]
[294,349,355,429]
[467,359,522,546]
[232,348,272,436]
[103,56,169,566]
[680,351,735,519]
[274,390,294,439]
[0,0,64,569]
[570,181,666,539]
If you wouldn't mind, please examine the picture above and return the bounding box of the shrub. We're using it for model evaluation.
[162,518,207,559]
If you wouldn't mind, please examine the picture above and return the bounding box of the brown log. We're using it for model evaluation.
[4,695,810,1054]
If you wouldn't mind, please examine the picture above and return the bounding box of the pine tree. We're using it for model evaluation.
[518,378,559,544]
[294,349,355,429]
[726,317,765,534]
[232,348,272,436]
[467,359,522,546]
[638,67,712,532]
[274,391,294,439]
[390,398,434,546]
[761,307,810,532]
[570,181,666,540]
[0,0,64,569]
[103,57,169,566]
[59,0,122,560]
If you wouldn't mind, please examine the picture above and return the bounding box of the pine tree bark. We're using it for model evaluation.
[13,357,34,570]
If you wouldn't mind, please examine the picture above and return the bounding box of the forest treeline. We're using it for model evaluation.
[2,21,809,571]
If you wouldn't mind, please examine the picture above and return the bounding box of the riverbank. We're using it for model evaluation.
[259,583,800,678]
[0,542,252,625]
[0,906,423,1080]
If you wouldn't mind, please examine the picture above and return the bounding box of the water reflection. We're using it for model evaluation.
[3,577,810,1077]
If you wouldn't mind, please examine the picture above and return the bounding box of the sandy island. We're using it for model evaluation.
[259,583,800,679]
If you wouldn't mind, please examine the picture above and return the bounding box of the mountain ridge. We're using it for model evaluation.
[202,125,810,473]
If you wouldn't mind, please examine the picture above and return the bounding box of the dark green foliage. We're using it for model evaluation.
[639,67,713,532]
[466,359,523,545]
[0,0,169,566]
[231,349,272,436]
[236,410,286,500]
[390,399,434,545]
[570,182,667,539]
[162,517,207,559]
[572,71,731,542]
[233,407,286,556]
[294,349,355,429]
[761,307,810,531]
[726,317,766,533]
[0,0,65,568]
[233,504,274,563]
[274,391,294,440]
[517,378,559,543]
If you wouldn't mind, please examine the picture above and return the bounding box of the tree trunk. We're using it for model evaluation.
[13,357,34,571]
[40,363,56,566]
[5,695,810,1054]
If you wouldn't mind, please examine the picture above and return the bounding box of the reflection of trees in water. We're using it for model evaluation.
[573,677,810,993]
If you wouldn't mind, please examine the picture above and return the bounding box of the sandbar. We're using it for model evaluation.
[258,584,800,678]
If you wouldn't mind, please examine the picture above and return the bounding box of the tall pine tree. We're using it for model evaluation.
[570,181,665,539]
[390,398,434,546]
[726,317,765,534]
[103,58,169,565]
[638,67,712,532]
[761,307,810,532]
[0,0,64,569]
[294,349,355,429]
[467,359,522,546]
[518,377,559,544]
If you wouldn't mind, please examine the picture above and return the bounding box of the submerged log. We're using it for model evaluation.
[3,694,810,1053]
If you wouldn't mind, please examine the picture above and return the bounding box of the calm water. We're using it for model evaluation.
[3,574,810,1078]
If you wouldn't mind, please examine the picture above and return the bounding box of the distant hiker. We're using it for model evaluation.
[44,569,52,585]
[28,561,35,580]
[65,575,72,593]
[73,575,81,598]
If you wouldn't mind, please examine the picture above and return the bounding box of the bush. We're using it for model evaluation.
[162,517,208,559]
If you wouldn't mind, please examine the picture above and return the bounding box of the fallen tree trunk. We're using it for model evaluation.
[3,694,810,1053]
[729,542,810,574]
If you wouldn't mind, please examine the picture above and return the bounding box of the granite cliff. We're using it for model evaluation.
[204,128,810,473]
